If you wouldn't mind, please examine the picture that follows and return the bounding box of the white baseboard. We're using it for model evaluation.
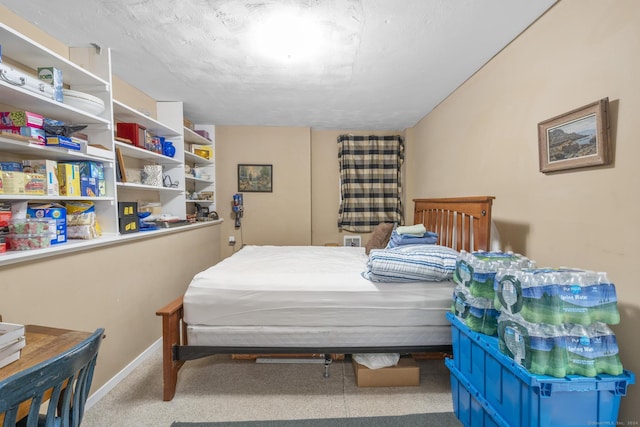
[86,337,162,409]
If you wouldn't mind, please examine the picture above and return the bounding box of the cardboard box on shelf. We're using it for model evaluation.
[0,111,44,128]
[22,160,59,196]
[57,163,80,196]
[191,144,213,160]
[37,67,63,102]
[352,357,420,387]
[118,201,138,218]
[46,136,81,151]
[27,203,67,245]
[118,217,138,234]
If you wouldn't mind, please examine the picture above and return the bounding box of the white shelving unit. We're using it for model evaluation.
[0,23,117,241]
[183,125,215,216]
[0,23,217,266]
[113,100,186,219]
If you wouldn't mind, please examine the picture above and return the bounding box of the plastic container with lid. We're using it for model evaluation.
[8,218,50,235]
[6,233,51,251]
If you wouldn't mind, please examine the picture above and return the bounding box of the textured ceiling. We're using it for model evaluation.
[3,0,556,130]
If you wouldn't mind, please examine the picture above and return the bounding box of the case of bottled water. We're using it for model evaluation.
[494,267,620,325]
[453,250,535,300]
[497,312,623,377]
[451,284,500,336]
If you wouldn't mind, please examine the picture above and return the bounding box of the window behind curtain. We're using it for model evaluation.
[337,134,404,232]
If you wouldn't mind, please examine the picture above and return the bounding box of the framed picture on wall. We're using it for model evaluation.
[238,164,273,192]
[538,98,610,173]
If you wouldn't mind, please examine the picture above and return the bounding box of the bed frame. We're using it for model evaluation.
[156,196,494,401]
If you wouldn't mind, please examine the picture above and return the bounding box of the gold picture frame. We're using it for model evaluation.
[538,98,610,173]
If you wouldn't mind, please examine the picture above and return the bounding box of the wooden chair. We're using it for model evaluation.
[0,328,104,427]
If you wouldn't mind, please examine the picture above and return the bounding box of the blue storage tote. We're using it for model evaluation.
[447,358,509,427]
[446,312,635,427]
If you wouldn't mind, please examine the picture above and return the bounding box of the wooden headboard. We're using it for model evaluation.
[413,196,495,252]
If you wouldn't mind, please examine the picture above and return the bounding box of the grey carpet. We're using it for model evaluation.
[171,412,460,426]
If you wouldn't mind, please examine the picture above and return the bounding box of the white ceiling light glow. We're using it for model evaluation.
[250,8,327,63]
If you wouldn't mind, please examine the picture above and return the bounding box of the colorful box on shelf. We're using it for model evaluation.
[0,111,44,128]
[191,144,213,160]
[46,136,81,151]
[117,201,138,218]
[24,173,45,195]
[0,126,45,144]
[118,217,139,234]
[67,161,105,197]
[22,160,59,196]
[194,129,211,141]
[1,171,25,194]
[57,163,80,196]
[27,203,67,245]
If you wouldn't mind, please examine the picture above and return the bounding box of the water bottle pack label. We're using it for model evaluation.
[503,325,527,367]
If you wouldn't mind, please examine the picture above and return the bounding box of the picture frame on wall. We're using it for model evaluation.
[538,98,610,173]
[238,164,273,192]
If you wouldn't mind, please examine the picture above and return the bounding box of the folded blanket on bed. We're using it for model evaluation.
[395,224,427,236]
[387,229,438,248]
[362,244,459,282]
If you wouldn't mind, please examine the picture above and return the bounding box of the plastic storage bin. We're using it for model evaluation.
[446,312,634,427]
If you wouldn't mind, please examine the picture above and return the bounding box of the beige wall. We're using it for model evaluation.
[112,76,158,120]
[215,126,312,258]
[407,0,640,420]
[0,225,221,393]
[0,6,67,58]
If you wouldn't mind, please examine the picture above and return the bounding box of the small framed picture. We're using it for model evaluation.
[238,164,272,192]
[538,98,610,173]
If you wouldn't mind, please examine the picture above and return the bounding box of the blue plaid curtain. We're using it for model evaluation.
[337,135,404,232]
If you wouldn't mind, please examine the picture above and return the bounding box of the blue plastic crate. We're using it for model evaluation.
[446,312,635,427]
[447,358,509,427]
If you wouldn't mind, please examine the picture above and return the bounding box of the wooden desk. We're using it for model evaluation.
[0,325,92,423]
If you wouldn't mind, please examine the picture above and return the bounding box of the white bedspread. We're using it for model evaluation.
[183,245,456,328]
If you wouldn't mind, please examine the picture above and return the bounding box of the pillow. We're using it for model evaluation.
[365,222,394,255]
[362,244,459,283]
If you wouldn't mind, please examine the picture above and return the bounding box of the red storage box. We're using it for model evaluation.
[116,122,147,148]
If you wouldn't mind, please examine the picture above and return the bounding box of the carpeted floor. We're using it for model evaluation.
[170,412,460,426]
[83,349,462,427]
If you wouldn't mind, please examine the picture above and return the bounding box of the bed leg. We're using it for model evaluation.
[323,354,332,378]
[156,297,186,401]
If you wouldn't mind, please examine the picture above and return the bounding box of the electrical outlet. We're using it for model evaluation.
[228,236,236,245]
